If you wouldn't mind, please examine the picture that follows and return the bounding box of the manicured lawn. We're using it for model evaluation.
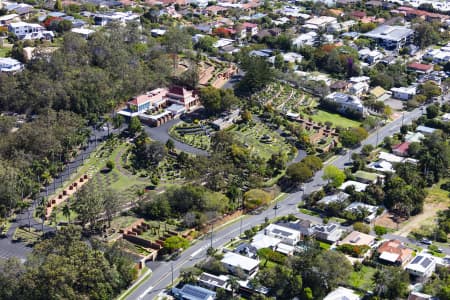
[230,122,292,160]
[347,265,377,291]
[319,241,331,250]
[0,47,10,57]
[310,110,361,128]
[299,208,320,217]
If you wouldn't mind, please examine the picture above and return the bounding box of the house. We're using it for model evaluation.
[251,232,281,250]
[377,239,413,266]
[391,86,417,100]
[324,93,366,116]
[353,170,383,184]
[416,125,437,135]
[210,109,240,130]
[278,219,315,239]
[313,223,342,243]
[0,14,19,25]
[0,57,23,73]
[339,181,368,192]
[339,231,376,247]
[392,142,410,157]
[363,25,414,51]
[234,243,258,259]
[324,287,361,300]
[405,253,436,278]
[198,273,231,291]
[221,252,259,277]
[405,131,424,143]
[292,32,318,47]
[370,86,386,99]
[172,284,216,300]
[408,62,434,74]
[8,22,53,40]
[330,81,350,92]
[408,291,435,300]
[349,82,369,96]
[368,160,396,173]
[93,12,139,26]
[345,202,379,222]
[378,151,405,163]
[304,16,337,31]
[317,192,350,205]
[151,29,166,37]
[442,112,450,122]
[264,223,301,246]
[242,22,258,37]
[358,48,383,65]
[70,28,95,39]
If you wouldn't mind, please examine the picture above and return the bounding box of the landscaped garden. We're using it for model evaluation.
[169,121,212,150]
[309,109,361,129]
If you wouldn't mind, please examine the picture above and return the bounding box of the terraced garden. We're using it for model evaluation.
[169,121,212,150]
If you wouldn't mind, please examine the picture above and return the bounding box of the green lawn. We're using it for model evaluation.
[0,47,10,57]
[347,265,377,291]
[230,122,291,160]
[299,208,320,217]
[310,110,361,128]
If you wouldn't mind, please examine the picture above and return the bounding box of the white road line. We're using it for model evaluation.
[190,246,206,258]
[137,286,153,300]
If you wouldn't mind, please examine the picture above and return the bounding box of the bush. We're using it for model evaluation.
[353,222,370,234]
[243,189,272,210]
[337,244,370,257]
[106,160,115,170]
[374,225,388,236]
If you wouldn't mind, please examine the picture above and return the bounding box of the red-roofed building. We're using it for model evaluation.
[350,11,366,20]
[205,5,228,15]
[392,142,410,157]
[377,239,413,266]
[407,62,434,74]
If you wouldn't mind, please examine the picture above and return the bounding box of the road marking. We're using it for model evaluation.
[190,246,206,258]
[137,286,153,300]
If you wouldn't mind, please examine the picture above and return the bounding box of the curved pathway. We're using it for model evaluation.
[143,119,208,156]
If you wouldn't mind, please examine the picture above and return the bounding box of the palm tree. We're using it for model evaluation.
[62,204,71,224]
[35,206,46,232]
[226,277,240,296]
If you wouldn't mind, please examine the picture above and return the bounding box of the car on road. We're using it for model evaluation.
[437,247,443,253]
[273,204,281,209]
[420,238,432,245]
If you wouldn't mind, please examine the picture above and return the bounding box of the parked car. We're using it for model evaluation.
[421,238,432,245]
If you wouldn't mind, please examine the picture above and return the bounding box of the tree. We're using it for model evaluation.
[128,117,142,136]
[286,162,313,185]
[62,204,71,224]
[200,86,238,115]
[301,155,323,172]
[339,127,368,148]
[353,222,370,234]
[322,165,346,187]
[227,277,240,296]
[420,81,441,100]
[166,139,175,152]
[236,55,275,95]
[373,267,409,299]
[106,160,115,171]
[426,103,440,119]
[243,189,272,210]
[164,235,189,253]
[164,26,192,69]
[54,0,63,10]
[72,183,105,231]
[103,189,121,228]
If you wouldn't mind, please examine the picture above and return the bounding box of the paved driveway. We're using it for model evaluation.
[143,119,208,156]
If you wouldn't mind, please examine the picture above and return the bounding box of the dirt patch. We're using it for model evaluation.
[375,212,403,230]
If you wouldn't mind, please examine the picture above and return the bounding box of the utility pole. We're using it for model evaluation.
[210,223,213,249]
[239,218,243,237]
[171,262,174,286]
[401,111,405,127]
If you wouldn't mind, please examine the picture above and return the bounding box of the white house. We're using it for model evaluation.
[324,287,361,300]
[221,252,259,277]
[405,253,436,278]
[8,22,49,40]
[292,32,317,48]
[313,223,342,243]
[324,92,367,116]
[339,180,368,192]
[349,82,369,96]
[0,57,23,73]
[264,223,301,246]
[70,28,95,39]
[345,202,379,222]
[391,86,417,100]
[93,12,139,26]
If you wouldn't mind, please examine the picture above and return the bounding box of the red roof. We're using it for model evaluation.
[408,62,433,72]
[393,142,410,154]
[351,11,366,18]
[242,22,258,28]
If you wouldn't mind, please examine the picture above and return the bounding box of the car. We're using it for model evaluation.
[273,204,281,210]
[421,238,432,245]
[437,248,443,253]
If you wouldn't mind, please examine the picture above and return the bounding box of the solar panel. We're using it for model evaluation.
[182,285,209,299]
[411,256,422,265]
[421,258,432,268]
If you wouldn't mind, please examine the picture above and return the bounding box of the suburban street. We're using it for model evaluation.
[126,103,442,300]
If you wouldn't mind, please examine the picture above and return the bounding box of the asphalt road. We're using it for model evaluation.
[127,104,434,300]
[143,119,208,156]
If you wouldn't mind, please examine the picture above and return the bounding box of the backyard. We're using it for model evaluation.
[347,265,377,291]
[309,109,361,129]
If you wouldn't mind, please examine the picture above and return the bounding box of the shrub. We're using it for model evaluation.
[337,244,370,257]
[374,225,388,236]
[106,160,115,170]
[243,189,272,210]
[353,222,370,234]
